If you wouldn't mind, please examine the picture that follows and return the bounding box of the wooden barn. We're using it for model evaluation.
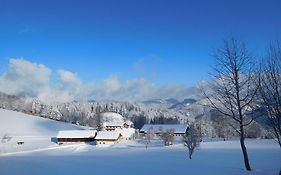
[57,130,97,144]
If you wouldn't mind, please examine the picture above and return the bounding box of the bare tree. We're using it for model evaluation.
[183,124,201,159]
[259,41,281,147]
[160,129,175,146]
[203,38,258,171]
[143,127,154,149]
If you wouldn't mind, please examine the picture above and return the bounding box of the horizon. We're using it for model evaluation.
[0,0,281,102]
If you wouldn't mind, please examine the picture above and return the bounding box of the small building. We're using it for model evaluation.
[103,121,132,131]
[57,130,97,144]
[140,124,189,137]
[95,131,122,147]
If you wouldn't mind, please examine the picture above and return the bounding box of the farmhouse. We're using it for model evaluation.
[103,121,133,131]
[140,124,189,137]
[95,131,122,147]
[57,130,97,144]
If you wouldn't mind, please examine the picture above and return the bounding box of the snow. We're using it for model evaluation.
[0,109,87,137]
[100,112,124,122]
[0,140,280,175]
[115,128,135,138]
[0,109,280,175]
[0,109,90,154]
[95,131,121,140]
[140,124,188,133]
[103,121,125,127]
[57,130,97,139]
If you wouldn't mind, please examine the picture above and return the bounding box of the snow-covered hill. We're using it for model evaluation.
[0,109,89,155]
[0,109,85,137]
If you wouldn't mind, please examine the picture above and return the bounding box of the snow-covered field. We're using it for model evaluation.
[0,109,280,175]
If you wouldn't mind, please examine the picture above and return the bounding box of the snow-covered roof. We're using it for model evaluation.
[140,124,188,134]
[57,130,97,138]
[100,112,124,122]
[95,131,121,140]
[104,122,125,127]
[115,128,135,138]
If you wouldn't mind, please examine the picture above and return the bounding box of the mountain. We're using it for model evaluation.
[141,98,179,105]
[165,98,180,105]
[169,98,197,109]
[141,99,166,104]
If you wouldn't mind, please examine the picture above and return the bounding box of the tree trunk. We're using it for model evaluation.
[240,129,251,171]
[189,149,193,159]
[277,135,281,148]
[273,127,281,148]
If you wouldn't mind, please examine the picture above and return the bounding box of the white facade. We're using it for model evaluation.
[95,131,122,147]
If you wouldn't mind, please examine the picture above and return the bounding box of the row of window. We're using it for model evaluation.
[58,138,94,142]
[154,133,183,136]
[106,126,121,128]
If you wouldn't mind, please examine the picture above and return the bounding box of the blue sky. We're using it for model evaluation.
[0,0,281,101]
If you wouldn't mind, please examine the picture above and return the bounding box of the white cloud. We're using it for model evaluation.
[93,77,200,102]
[56,69,83,92]
[0,58,94,103]
[54,70,94,103]
[101,75,121,94]
[0,58,200,103]
[0,58,51,97]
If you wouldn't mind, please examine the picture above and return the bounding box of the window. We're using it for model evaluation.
[103,142,105,144]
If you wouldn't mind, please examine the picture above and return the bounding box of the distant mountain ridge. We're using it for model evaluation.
[169,98,197,109]
[141,98,179,105]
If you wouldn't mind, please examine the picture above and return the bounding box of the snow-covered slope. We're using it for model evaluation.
[0,109,85,137]
[0,109,89,154]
